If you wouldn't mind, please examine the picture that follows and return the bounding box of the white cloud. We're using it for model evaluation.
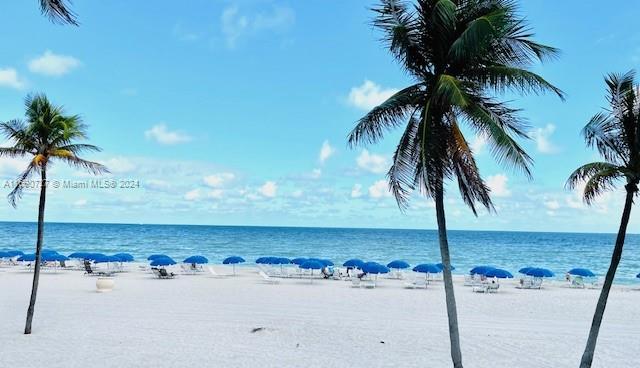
[310,168,322,179]
[471,134,488,154]
[208,189,224,199]
[0,68,25,89]
[486,174,511,197]
[0,156,29,176]
[104,157,136,174]
[351,184,363,198]
[28,51,80,76]
[73,199,87,206]
[319,140,335,164]
[221,5,295,48]
[357,149,389,174]
[172,23,201,42]
[259,181,277,198]
[368,180,391,199]
[145,179,171,192]
[203,173,235,188]
[347,80,399,110]
[531,124,559,154]
[184,189,201,201]
[145,124,192,145]
[544,200,560,210]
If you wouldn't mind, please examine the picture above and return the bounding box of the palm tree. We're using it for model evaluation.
[0,94,107,334]
[348,1,562,366]
[567,71,640,368]
[39,0,78,25]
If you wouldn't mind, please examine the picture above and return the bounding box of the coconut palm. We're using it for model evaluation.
[39,0,78,25]
[0,94,107,334]
[348,1,562,366]
[567,71,640,368]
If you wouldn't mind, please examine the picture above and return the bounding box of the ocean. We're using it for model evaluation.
[1,222,639,284]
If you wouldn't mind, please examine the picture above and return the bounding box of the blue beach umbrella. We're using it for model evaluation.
[300,260,323,270]
[524,268,555,278]
[518,267,534,274]
[362,262,390,274]
[68,252,91,259]
[148,254,170,261]
[568,268,596,277]
[291,257,307,265]
[113,253,134,262]
[0,251,10,258]
[436,263,455,271]
[223,256,245,275]
[387,260,410,269]
[307,258,333,267]
[18,254,36,262]
[470,266,496,275]
[636,272,640,279]
[485,268,513,279]
[343,259,365,269]
[41,249,58,255]
[255,257,271,264]
[223,256,245,264]
[183,255,209,264]
[413,263,442,274]
[150,257,177,267]
[6,250,24,257]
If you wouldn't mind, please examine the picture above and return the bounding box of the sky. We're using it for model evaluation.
[0,0,639,233]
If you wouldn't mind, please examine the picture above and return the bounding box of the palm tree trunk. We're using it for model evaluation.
[24,166,47,335]
[435,186,463,368]
[579,184,635,367]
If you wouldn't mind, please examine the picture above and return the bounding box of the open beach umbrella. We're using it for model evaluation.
[113,253,134,262]
[183,255,209,264]
[485,268,513,279]
[148,254,170,261]
[68,252,91,259]
[470,266,496,275]
[18,254,36,262]
[255,256,271,264]
[524,268,555,278]
[413,263,442,274]
[343,259,365,269]
[518,267,534,274]
[6,250,24,257]
[223,256,245,275]
[436,262,455,271]
[387,260,410,269]
[150,256,176,267]
[299,259,324,281]
[568,268,596,277]
[362,262,390,274]
[307,258,332,267]
[0,251,10,258]
[291,257,307,265]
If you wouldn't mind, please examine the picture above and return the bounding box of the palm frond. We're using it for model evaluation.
[40,0,78,25]
[468,65,565,100]
[57,156,109,175]
[566,162,621,191]
[348,83,424,146]
[8,163,37,208]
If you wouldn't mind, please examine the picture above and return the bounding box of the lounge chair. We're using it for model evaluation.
[152,267,175,279]
[207,266,226,278]
[404,277,427,289]
[259,270,279,284]
[362,279,376,289]
[570,276,585,289]
[486,282,500,293]
[84,260,113,277]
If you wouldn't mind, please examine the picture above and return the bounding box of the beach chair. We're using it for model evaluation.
[486,282,500,293]
[350,277,361,288]
[152,267,175,279]
[83,260,113,277]
[472,282,488,293]
[362,279,376,289]
[259,271,279,284]
[404,277,427,289]
[570,276,585,289]
[207,266,226,278]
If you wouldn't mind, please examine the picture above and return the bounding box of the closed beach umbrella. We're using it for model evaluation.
[387,260,410,269]
[343,259,365,269]
[223,256,245,275]
[150,257,176,266]
[524,268,555,278]
[470,266,496,275]
[113,253,134,262]
[414,263,442,274]
[436,262,455,271]
[485,268,513,279]
[291,257,307,265]
[148,254,170,261]
[568,268,596,277]
[183,255,209,264]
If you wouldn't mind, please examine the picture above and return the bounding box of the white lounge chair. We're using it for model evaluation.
[570,276,585,289]
[351,277,361,288]
[362,279,376,289]
[259,270,279,284]
[207,266,227,278]
[405,277,427,289]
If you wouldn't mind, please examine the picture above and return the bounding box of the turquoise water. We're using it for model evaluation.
[1,222,639,283]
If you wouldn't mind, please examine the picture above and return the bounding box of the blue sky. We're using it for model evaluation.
[0,0,639,232]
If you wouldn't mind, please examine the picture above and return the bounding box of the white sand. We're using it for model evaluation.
[1,265,639,368]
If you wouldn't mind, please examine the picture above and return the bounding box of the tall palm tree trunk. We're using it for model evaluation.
[24,166,47,335]
[435,186,463,368]
[579,184,635,367]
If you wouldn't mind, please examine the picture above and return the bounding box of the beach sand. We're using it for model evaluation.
[1,265,638,368]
